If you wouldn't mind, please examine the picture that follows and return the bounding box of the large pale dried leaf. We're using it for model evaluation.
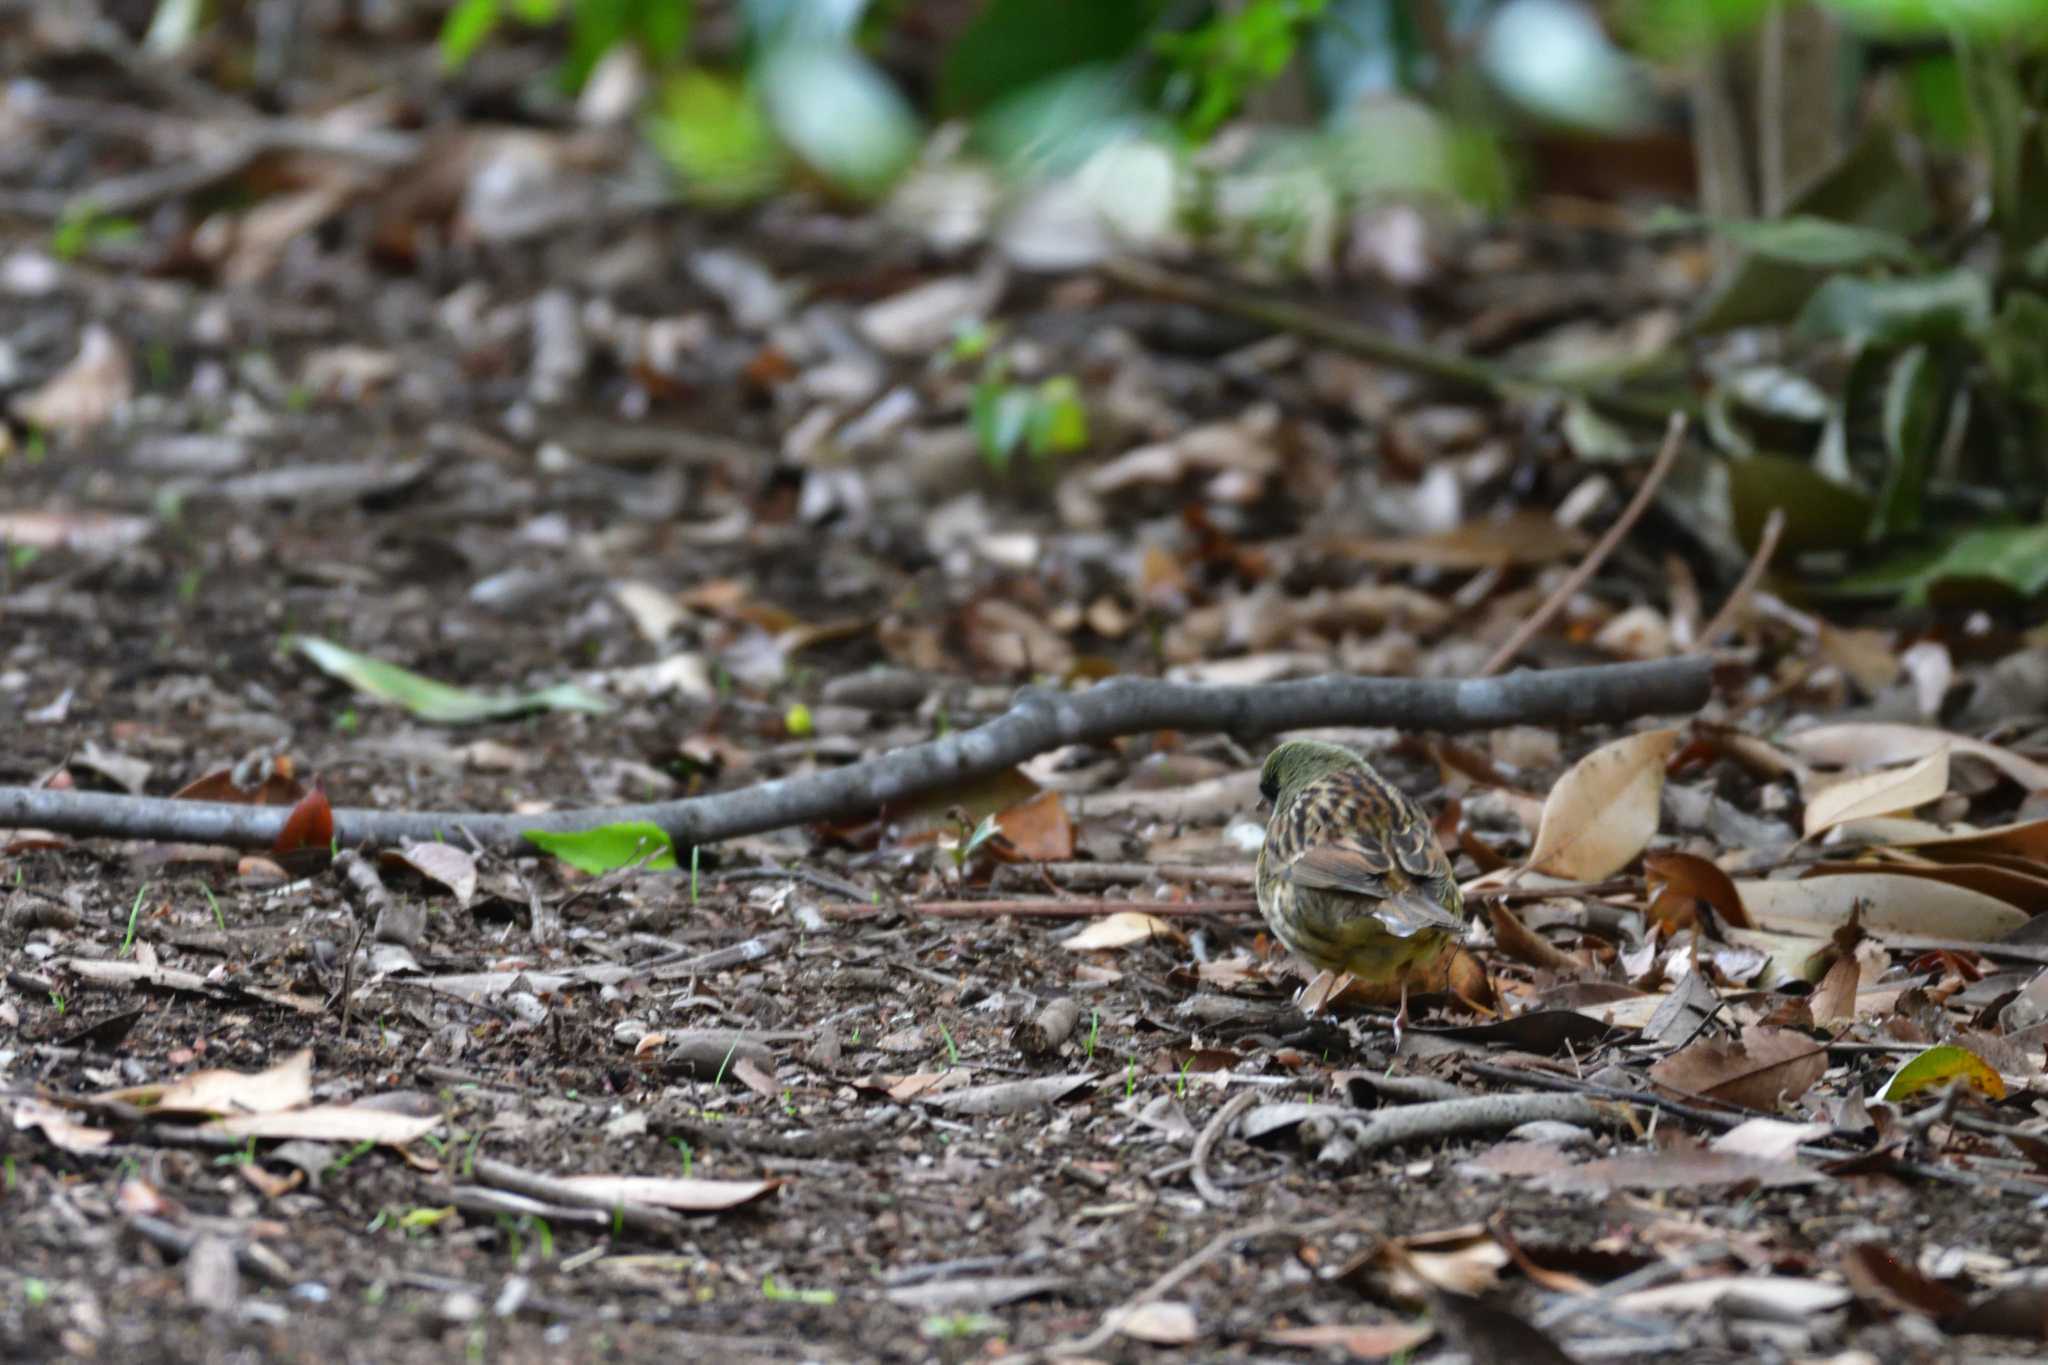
[1109,1301,1198,1345]
[1264,1321,1433,1358]
[1810,951,1860,1024]
[1649,1025,1827,1110]
[1711,1118,1832,1160]
[885,1275,1071,1312]
[1062,912,1182,951]
[1785,722,2048,793]
[1802,747,1950,837]
[926,1074,1096,1115]
[12,324,132,434]
[1737,873,2026,941]
[1805,856,2048,915]
[1616,1277,1850,1316]
[384,842,478,906]
[0,509,153,555]
[560,1174,782,1211]
[211,1105,443,1145]
[1526,729,1680,879]
[10,1096,113,1153]
[103,1048,313,1116]
[1879,816,2048,863]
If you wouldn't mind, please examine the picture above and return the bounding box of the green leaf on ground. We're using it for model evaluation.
[295,637,610,725]
[523,822,678,874]
[1725,453,1873,554]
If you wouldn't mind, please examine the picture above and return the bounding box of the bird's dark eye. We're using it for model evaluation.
[1259,775,1278,803]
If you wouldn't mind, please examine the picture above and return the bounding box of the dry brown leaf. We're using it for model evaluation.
[1332,510,1589,569]
[1804,856,2048,915]
[1264,1321,1433,1359]
[102,1048,313,1116]
[1737,873,2027,941]
[560,1174,782,1212]
[1814,624,1900,695]
[993,790,1076,862]
[1880,816,2048,863]
[1785,722,2048,793]
[9,1096,113,1154]
[384,841,478,907]
[1839,1242,1969,1318]
[1526,728,1680,879]
[12,324,132,435]
[1802,747,1950,837]
[1488,903,1581,973]
[1649,1025,1828,1111]
[1810,952,1860,1025]
[1109,1301,1199,1345]
[1061,911,1182,951]
[211,1105,442,1145]
[1645,850,1751,928]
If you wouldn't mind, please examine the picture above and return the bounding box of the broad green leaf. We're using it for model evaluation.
[1649,209,1925,269]
[1981,290,2048,410]
[1878,1043,2005,1103]
[1693,131,1932,333]
[1836,523,2048,603]
[756,42,919,199]
[1796,269,1992,347]
[939,0,1151,115]
[295,636,610,725]
[438,0,501,71]
[970,381,1033,470]
[1955,35,2048,254]
[1874,345,1942,537]
[1027,377,1089,457]
[1724,453,1873,554]
[646,69,787,204]
[523,822,678,874]
[1560,398,1638,462]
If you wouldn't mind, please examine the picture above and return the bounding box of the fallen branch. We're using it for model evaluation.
[0,657,1710,856]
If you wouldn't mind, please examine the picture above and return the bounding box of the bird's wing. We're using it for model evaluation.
[1282,843,1392,896]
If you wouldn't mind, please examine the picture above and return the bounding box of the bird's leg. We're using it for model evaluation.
[1391,977,1411,1053]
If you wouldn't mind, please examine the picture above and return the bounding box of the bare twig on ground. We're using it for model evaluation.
[0,656,1711,856]
[818,897,1258,920]
[1191,1090,1261,1208]
[1694,507,1785,651]
[1329,1092,1619,1157]
[1479,414,1689,676]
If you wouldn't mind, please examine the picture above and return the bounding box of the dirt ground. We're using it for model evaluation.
[6,49,2048,1365]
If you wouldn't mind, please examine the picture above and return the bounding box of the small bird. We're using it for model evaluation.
[1254,739,1467,1034]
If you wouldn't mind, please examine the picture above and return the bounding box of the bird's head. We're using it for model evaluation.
[1258,739,1369,806]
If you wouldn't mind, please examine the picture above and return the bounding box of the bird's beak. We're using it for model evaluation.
[1370,891,1466,939]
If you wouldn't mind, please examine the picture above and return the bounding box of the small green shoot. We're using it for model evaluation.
[1177,1057,1194,1097]
[939,1021,959,1067]
[120,882,150,955]
[690,845,701,904]
[760,1275,837,1306]
[194,880,226,931]
[47,993,64,1015]
[670,1137,694,1177]
[714,1038,741,1086]
[1084,1009,1099,1061]
[1125,1058,1136,1099]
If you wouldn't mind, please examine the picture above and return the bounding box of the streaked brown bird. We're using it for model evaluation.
[1254,739,1467,1033]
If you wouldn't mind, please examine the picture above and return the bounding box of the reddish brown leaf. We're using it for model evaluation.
[992,790,1076,862]
[272,784,334,859]
[1645,850,1751,928]
[1648,1025,1828,1111]
[1841,1242,1969,1318]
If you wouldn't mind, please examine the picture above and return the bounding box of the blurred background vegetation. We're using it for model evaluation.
[96,0,2048,606]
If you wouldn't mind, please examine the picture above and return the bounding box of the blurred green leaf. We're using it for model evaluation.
[646,68,787,203]
[1874,345,1943,537]
[524,822,678,874]
[1028,376,1089,457]
[439,0,501,72]
[1839,523,2048,603]
[295,636,611,725]
[940,0,1152,116]
[1725,453,1873,554]
[1796,269,1992,348]
[972,65,1151,179]
[1650,209,1925,269]
[971,379,1034,470]
[756,41,919,198]
[1692,132,1932,333]
[1957,37,2048,253]
[1981,290,2048,409]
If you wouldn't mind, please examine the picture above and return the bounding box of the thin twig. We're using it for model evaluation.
[818,897,1259,921]
[0,658,1713,856]
[1191,1090,1261,1208]
[1479,414,1690,676]
[1694,506,1785,651]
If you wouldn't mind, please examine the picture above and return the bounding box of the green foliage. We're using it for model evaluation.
[1153,0,1330,140]
[523,822,679,873]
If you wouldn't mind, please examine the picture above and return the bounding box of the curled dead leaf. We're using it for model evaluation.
[1526,728,1680,879]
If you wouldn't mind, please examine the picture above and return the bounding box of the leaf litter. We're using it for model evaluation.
[4,33,2048,1365]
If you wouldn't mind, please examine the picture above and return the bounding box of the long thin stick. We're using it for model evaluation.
[0,657,1711,856]
[1694,506,1785,651]
[1479,413,1689,677]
